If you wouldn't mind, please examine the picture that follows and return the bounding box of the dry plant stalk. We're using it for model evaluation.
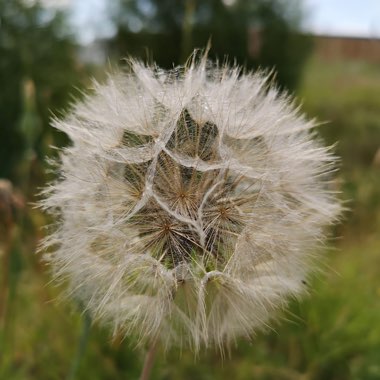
[40,52,341,352]
[0,180,23,333]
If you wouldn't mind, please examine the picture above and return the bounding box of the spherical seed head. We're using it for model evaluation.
[41,52,341,351]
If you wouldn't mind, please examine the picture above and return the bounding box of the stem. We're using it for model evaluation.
[0,225,13,358]
[180,0,196,63]
[139,339,159,380]
[66,312,91,380]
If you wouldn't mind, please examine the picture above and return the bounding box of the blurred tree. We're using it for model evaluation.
[110,0,312,90]
[0,0,83,185]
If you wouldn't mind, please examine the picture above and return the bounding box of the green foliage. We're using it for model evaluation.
[300,59,380,235]
[0,0,83,185]
[2,237,380,380]
[110,0,312,90]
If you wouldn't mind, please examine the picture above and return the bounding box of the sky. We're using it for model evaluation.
[303,0,380,38]
[46,0,380,44]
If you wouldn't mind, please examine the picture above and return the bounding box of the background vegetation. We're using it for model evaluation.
[0,0,379,379]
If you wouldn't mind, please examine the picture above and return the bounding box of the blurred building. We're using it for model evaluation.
[247,30,380,64]
[313,35,380,63]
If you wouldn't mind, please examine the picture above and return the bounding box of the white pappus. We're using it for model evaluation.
[40,52,341,352]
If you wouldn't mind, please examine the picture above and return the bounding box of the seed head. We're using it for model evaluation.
[41,53,341,351]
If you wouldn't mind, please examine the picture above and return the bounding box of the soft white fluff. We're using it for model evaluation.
[40,53,341,351]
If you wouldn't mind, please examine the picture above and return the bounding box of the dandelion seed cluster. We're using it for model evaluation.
[41,54,341,351]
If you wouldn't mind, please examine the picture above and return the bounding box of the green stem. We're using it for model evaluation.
[66,312,92,380]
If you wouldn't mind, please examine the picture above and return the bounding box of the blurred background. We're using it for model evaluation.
[0,0,379,379]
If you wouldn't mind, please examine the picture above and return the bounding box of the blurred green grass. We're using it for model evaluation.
[300,58,380,237]
[1,56,380,380]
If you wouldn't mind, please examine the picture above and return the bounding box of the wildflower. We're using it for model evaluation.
[40,53,341,351]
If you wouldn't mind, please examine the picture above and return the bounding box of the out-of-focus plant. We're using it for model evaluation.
[110,0,312,90]
[300,60,380,235]
[0,0,83,186]
[0,179,24,355]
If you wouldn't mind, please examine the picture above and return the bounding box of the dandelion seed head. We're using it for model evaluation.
[41,52,341,351]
